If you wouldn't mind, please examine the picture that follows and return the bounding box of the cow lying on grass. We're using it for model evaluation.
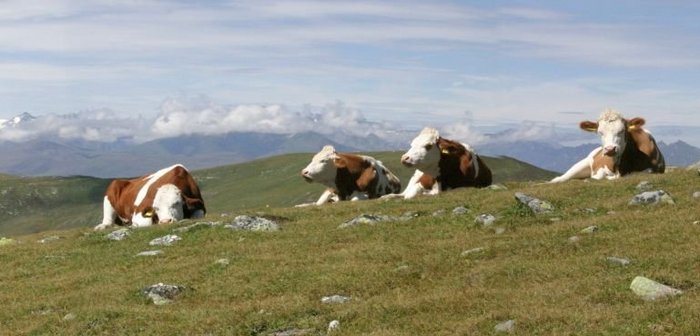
[94,164,206,230]
[385,127,492,199]
[550,109,665,183]
[300,145,401,205]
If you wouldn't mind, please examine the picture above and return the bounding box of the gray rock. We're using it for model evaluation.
[495,319,515,333]
[142,283,186,305]
[62,313,76,321]
[475,214,496,226]
[321,295,351,304]
[461,247,485,256]
[397,211,419,221]
[694,221,700,225]
[136,250,163,257]
[172,221,221,233]
[149,234,181,246]
[636,181,653,191]
[339,214,393,228]
[452,206,470,215]
[486,184,508,191]
[579,208,597,214]
[580,225,599,234]
[215,258,230,266]
[106,228,131,241]
[0,237,18,246]
[568,236,581,243]
[630,276,682,301]
[693,191,700,198]
[514,192,554,215]
[225,215,280,231]
[549,217,562,222]
[607,256,631,266]
[327,320,340,332]
[629,190,675,205]
[432,209,447,217]
[37,236,61,244]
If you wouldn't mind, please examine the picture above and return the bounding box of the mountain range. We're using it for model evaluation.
[1,112,699,177]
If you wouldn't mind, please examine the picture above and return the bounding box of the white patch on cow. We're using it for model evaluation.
[550,147,600,183]
[461,142,479,178]
[94,196,116,230]
[349,191,368,201]
[591,166,618,180]
[301,145,338,188]
[401,127,441,177]
[134,164,185,207]
[152,184,184,223]
[131,212,154,227]
[397,170,431,199]
[596,109,627,157]
[314,189,338,206]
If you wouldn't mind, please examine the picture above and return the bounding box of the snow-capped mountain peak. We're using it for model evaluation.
[0,112,36,129]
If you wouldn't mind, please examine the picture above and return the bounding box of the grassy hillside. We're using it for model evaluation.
[0,152,554,236]
[1,168,699,335]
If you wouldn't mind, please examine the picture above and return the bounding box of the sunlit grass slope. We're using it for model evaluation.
[1,169,698,335]
[0,152,554,236]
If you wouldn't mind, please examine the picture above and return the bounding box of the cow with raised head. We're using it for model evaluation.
[550,109,665,183]
[300,145,401,205]
[94,164,206,230]
[387,127,492,199]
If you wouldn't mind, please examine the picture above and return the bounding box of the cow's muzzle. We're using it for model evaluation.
[301,170,313,182]
[401,155,414,167]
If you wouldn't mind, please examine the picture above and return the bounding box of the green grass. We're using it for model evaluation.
[0,152,554,236]
[1,168,698,335]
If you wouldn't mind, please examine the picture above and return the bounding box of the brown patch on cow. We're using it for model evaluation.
[592,148,615,173]
[435,137,492,190]
[418,173,436,189]
[105,165,206,225]
[333,153,373,199]
[105,179,145,224]
[332,153,401,199]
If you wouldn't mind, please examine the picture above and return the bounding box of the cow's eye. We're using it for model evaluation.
[424,144,433,150]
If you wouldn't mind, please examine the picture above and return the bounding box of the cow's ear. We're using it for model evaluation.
[143,207,154,218]
[627,118,645,130]
[334,157,347,168]
[580,121,598,132]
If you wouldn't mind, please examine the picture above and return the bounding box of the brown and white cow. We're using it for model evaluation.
[550,109,665,183]
[387,127,492,199]
[94,164,206,230]
[300,145,402,205]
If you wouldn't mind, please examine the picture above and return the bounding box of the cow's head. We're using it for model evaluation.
[152,184,184,224]
[580,109,645,157]
[401,127,441,171]
[131,184,184,227]
[301,145,339,183]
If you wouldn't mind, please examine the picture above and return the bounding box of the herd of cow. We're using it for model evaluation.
[93,109,666,230]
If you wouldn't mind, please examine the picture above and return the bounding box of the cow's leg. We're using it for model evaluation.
[549,157,593,183]
[94,196,116,230]
[427,181,441,195]
[315,189,336,206]
[349,191,368,201]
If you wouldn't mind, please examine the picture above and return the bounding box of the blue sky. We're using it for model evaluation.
[1,1,700,145]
